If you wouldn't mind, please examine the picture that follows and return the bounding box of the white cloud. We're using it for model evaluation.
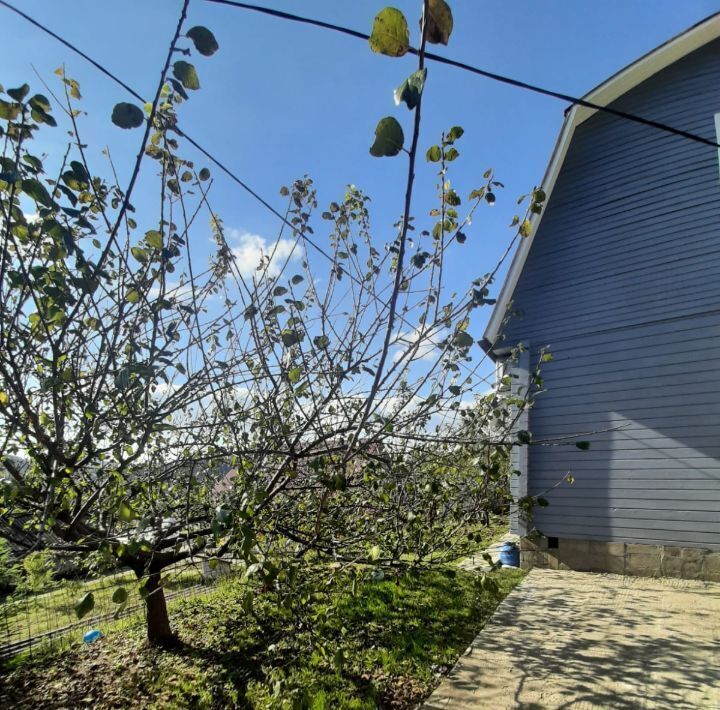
[228,230,298,279]
[152,381,180,397]
[148,281,194,301]
[393,326,448,363]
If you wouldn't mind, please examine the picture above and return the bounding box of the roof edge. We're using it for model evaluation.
[482,11,720,351]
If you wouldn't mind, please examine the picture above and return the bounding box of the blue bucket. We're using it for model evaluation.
[498,542,520,567]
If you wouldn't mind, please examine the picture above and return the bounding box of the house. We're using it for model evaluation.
[483,13,720,581]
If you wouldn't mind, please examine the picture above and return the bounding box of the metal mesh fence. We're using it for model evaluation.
[0,558,236,662]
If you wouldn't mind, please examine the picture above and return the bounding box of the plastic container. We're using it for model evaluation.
[83,629,103,645]
[498,542,520,567]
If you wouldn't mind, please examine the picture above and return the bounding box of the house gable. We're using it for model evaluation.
[495,34,720,552]
[484,11,720,349]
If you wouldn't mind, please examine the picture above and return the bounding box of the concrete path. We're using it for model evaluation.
[425,569,720,709]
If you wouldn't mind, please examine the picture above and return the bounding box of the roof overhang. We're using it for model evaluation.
[482,11,720,357]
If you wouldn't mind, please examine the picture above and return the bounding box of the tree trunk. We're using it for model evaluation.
[143,569,176,647]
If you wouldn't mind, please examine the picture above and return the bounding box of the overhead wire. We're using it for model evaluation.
[204,0,720,150]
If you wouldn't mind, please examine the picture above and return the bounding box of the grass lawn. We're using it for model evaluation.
[0,562,526,709]
[1,518,509,652]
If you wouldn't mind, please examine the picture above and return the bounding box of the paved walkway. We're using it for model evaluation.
[425,569,720,709]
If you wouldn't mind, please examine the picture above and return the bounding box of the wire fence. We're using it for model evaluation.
[0,558,237,662]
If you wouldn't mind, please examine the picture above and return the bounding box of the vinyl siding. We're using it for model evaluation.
[499,38,720,549]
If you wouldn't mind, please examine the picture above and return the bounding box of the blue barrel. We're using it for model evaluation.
[499,542,520,567]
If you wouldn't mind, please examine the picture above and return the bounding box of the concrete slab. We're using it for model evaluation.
[425,569,720,709]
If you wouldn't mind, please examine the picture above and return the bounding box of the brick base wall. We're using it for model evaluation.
[520,535,720,581]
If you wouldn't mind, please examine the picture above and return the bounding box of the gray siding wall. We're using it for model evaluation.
[499,39,720,549]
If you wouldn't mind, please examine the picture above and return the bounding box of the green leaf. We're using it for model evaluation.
[127,289,140,304]
[0,391,8,405]
[333,648,346,671]
[70,160,89,182]
[74,592,95,620]
[131,246,149,263]
[575,441,591,451]
[369,117,404,157]
[368,545,382,561]
[215,506,232,525]
[517,430,532,445]
[29,94,50,112]
[519,219,532,238]
[114,367,130,390]
[0,99,21,121]
[426,145,442,162]
[25,153,48,171]
[198,167,210,181]
[426,0,454,45]
[313,335,330,349]
[446,125,464,143]
[111,587,128,604]
[288,367,302,384]
[111,102,144,129]
[281,330,303,347]
[411,251,428,268]
[449,385,461,396]
[394,68,427,110]
[7,84,29,102]
[445,147,459,162]
[291,274,304,285]
[145,230,163,249]
[117,500,136,523]
[445,189,461,206]
[186,26,219,56]
[369,7,410,57]
[452,331,474,348]
[173,61,200,91]
[30,107,57,127]
[169,78,189,101]
[21,178,53,207]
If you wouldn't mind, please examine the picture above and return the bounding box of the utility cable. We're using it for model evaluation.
[205,0,720,150]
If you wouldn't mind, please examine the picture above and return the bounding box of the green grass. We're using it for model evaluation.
[0,564,526,709]
[453,516,509,561]
[0,562,205,644]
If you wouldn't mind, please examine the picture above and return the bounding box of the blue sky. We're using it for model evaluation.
[2,0,719,381]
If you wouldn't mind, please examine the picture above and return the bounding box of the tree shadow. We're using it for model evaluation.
[426,569,719,708]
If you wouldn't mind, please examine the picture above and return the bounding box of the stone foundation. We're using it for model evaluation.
[520,534,720,581]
